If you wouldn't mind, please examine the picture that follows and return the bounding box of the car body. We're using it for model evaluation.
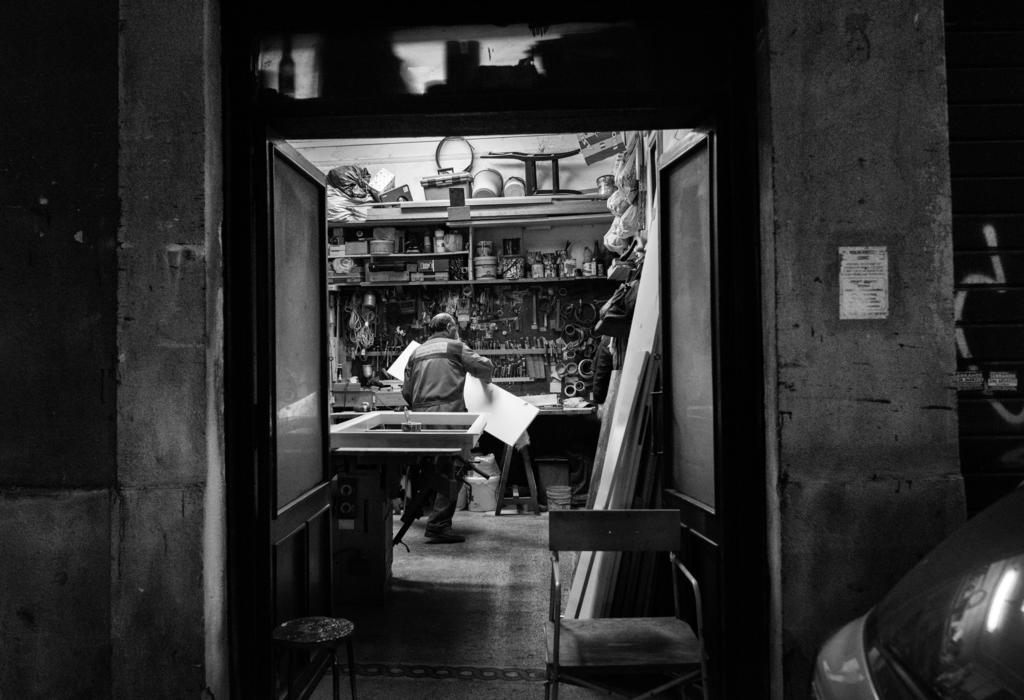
[812,486,1024,700]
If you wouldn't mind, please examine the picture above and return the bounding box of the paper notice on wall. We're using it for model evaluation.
[386,341,420,379]
[464,377,539,446]
[987,371,1019,392]
[839,246,889,320]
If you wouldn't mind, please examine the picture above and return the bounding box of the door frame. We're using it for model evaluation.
[222,8,767,699]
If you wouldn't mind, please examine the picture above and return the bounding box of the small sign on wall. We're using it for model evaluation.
[987,371,1019,392]
[839,246,889,320]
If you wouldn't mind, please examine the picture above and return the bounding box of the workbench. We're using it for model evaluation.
[328,411,485,603]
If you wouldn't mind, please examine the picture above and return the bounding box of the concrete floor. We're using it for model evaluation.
[310,508,610,699]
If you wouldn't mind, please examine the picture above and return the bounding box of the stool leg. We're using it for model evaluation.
[521,446,539,514]
[332,647,340,700]
[346,638,357,699]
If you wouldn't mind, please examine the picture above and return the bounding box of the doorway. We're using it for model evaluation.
[223,10,767,698]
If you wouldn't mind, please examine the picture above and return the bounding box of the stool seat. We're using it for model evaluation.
[273,616,354,648]
[273,616,357,700]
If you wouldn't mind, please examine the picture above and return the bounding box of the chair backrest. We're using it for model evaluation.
[549,509,681,552]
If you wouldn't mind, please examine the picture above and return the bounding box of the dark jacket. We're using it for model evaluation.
[402,333,493,412]
[592,336,614,404]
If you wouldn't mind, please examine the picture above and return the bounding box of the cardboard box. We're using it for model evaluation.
[421,172,472,201]
[380,184,412,202]
[366,270,410,283]
[416,258,451,272]
[346,240,369,256]
[368,168,396,197]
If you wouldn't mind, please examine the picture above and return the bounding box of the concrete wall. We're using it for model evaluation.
[0,0,224,697]
[0,2,118,697]
[117,0,225,697]
[760,1,965,695]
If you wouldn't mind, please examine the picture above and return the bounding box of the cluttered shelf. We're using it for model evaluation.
[329,251,468,260]
[327,197,611,229]
[328,275,615,289]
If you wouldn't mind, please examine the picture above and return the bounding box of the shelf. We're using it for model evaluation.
[447,213,611,229]
[329,251,468,260]
[327,197,611,229]
[327,275,614,289]
[492,377,535,384]
[338,348,548,357]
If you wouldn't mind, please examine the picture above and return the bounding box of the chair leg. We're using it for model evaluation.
[346,638,357,699]
[332,647,340,700]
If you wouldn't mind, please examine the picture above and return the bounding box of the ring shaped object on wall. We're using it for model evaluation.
[563,324,579,341]
[565,362,579,376]
[573,380,586,392]
[435,136,474,173]
[577,358,594,378]
[573,302,598,326]
[564,384,577,397]
[555,362,567,377]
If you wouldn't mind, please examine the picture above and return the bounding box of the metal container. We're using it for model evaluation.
[596,174,616,198]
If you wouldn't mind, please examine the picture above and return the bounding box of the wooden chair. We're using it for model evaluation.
[545,509,708,700]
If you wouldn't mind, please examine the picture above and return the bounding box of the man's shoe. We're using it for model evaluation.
[424,529,465,544]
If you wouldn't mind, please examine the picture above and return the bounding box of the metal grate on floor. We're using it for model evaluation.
[351,662,546,682]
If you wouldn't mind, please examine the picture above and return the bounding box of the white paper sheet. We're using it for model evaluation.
[386,341,421,379]
[463,376,539,446]
[387,340,539,445]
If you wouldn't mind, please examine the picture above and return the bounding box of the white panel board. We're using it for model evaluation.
[387,340,538,445]
[566,232,661,619]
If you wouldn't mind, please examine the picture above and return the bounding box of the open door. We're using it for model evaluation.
[260,139,334,695]
[659,129,768,695]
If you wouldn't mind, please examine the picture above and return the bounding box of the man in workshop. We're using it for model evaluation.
[402,312,493,543]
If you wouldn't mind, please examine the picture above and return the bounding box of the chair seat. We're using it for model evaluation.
[545,617,700,671]
[273,616,355,650]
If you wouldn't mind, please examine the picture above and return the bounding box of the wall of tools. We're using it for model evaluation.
[333,279,614,400]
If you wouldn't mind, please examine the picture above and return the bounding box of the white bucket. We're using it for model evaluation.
[503,176,526,198]
[466,474,498,512]
[472,169,503,198]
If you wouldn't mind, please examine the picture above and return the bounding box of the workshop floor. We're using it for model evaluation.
[311,508,609,699]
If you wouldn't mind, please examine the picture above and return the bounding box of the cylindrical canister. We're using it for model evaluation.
[474,255,497,279]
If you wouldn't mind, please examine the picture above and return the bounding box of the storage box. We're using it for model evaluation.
[421,172,473,201]
[417,258,450,272]
[346,240,369,256]
[366,270,410,283]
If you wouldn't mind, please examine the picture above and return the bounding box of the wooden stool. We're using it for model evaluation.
[494,442,540,515]
[273,616,356,700]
